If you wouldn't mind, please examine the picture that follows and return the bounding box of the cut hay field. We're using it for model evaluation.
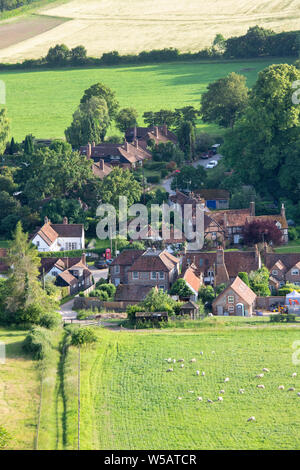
[79,322,300,450]
[0,57,292,141]
[0,327,39,450]
[0,0,299,63]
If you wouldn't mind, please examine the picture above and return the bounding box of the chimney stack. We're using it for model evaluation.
[216,246,225,265]
[44,216,49,225]
[155,126,159,138]
[135,139,139,149]
[250,201,255,217]
[81,253,86,265]
[92,141,96,148]
[63,217,68,225]
[87,142,92,159]
[281,203,286,219]
[99,159,105,170]
[124,141,129,152]
[133,126,137,141]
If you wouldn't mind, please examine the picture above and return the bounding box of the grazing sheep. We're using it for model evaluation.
[220,390,225,394]
[297,392,300,397]
[196,370,200,376]
[278,385,285,390]
[197,397,203,401]
[180,364,185,368]
[224,377,230,383]
[207,399,213,403]
[190,358,196,363]
[200,351,204,356]
[247,416,256,422]
[178,397,182,400]
[288,387,295,392]
[202,372,205,377]
[167,358,172,363]
[173,359,176,363]
[212,351,215,354]
[257,384,265,389]
[178,359,184,363]
[218,396,223,402]
[166,368,173,372]
[256,373,264,378]
[292,372,297,378]
[239,389,245,394]
[262,368,270,373]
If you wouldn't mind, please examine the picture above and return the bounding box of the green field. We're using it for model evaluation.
[79,322,300,450]
[1,57,292,141]
[2,320,300,450]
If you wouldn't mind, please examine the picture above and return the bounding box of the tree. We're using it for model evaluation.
[152,142,184,165]
[0,108,10,155]
[46,44,70,65]
[213,33,226,54]
[24,134,34,154]
[176,121,195,159]
[9,137,18,155]
[65,96,110,147]
[80,82,119,119]
[70,45,87,65]
[222,64,300,199]
[100,167,142,208]
[115,107,138,133]
[170,279,193,299]
[200,72,249,128]
[243,219,283,246]
[198,285,215,305]
[171,165,206,192]
[238,272,250,286]
[142,287,176,313]
[249,266,270,297]
[0,425,10,449]
[70,327,97,346]
[4,222,58,322]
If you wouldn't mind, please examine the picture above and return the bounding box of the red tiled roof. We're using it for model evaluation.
[181,264,202,293]
[265,253,300,272]
[111,249,145,267]
[247,214,288,230]
[209,209,251,228]
[213,276,257,306]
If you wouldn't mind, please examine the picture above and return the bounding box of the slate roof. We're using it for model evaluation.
[128,250,179,272]
[110,249,145,267]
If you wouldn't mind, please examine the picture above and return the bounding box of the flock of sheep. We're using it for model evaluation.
[165,353,299,423]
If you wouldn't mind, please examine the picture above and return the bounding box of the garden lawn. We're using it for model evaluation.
[0,57,292,141]
[0,327,40,450]
[80,322,300,450]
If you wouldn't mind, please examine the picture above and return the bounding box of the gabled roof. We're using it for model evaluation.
[51,224,83,238]
[213,276,257,306]
[92,161,112,180]
[125,125,178,145]
[270,259,287,272]
[247,215,288,230]
[129,249,179,272]
[265,252,300,272]
[58,270,77,286]
[40,257,83,275]
[209,209,251,228]
[34,223,59,246]
[181,264,202,293]
[115,284,152,302]
[111,249,145,267]
[181,300,199,310]
[286,261,300,273]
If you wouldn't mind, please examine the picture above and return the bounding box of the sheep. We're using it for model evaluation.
[173,359,176,364]
[167,358,172,363]
[178,397,182,400]
[200,351,204,356]
[190,358,196,363]
[297,392,300,397]
[220,389,225,394]
[239,389,245,394]
[196,370,200,376]
[288,387,295,392]
[180,364,185,369]
[166,368,173,372]
[207,399,213,403]
[202,372,205,377]
[292,372,297,378]
[178,359,184,363]
[278,385,285,390]
[256,373,264,379]
[224,377,230,383]
[197,397,203,401]
[257,384,265,389]
[262,368,270,373]
[247,416,256,422]
[218,396,223,402]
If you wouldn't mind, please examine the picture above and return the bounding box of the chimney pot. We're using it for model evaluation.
[99,159,105,170]
[63,217,68,225]
[281,203,286,219]
[155,126,159,138]
[87,142,92,159]
[250,201,255,217]
[44,216,49,225]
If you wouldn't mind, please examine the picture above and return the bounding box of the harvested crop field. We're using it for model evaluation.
[0,15,68,50]
[0,0,299,63]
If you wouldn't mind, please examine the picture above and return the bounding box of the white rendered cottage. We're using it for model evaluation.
[31,217,85,252]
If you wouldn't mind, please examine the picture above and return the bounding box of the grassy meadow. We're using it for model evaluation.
[1,57,292,141]
[79,322,300,450]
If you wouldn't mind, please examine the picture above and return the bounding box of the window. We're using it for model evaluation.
[36,241,40,247]
[133,272,139,280]
[199,259,203,267]
[151,272,157,280]
[159,271,164,280]
[272,270,278,276]
[228,296,234,304]
[72,243,77,250]
[294,282,300,286]
[228,306,234,313]
[115,265,120,274]
[292,269,299,276]
[159,285,165,290]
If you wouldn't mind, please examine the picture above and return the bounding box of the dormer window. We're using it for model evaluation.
[292,269,299,276]
[272,270,278,276]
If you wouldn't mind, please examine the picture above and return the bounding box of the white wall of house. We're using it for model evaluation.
[32,234,59,252]
[32,234,84,252]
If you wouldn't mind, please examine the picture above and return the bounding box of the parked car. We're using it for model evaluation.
[94,259,108,269]
[205,160,218,169]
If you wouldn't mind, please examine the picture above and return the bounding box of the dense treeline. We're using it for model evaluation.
[0,26,299,70]
[0,0,38,11]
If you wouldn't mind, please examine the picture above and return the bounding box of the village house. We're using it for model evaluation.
[182,246,261,287]
[264,249,300,291]
[80,140,152,170]
[31,217,85,252]
[91,159,113,180]
[40,254,93,295]
[125,125,178,149]
[180,263,202,300]
[110,249,145,286]
[212,276,257,316]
